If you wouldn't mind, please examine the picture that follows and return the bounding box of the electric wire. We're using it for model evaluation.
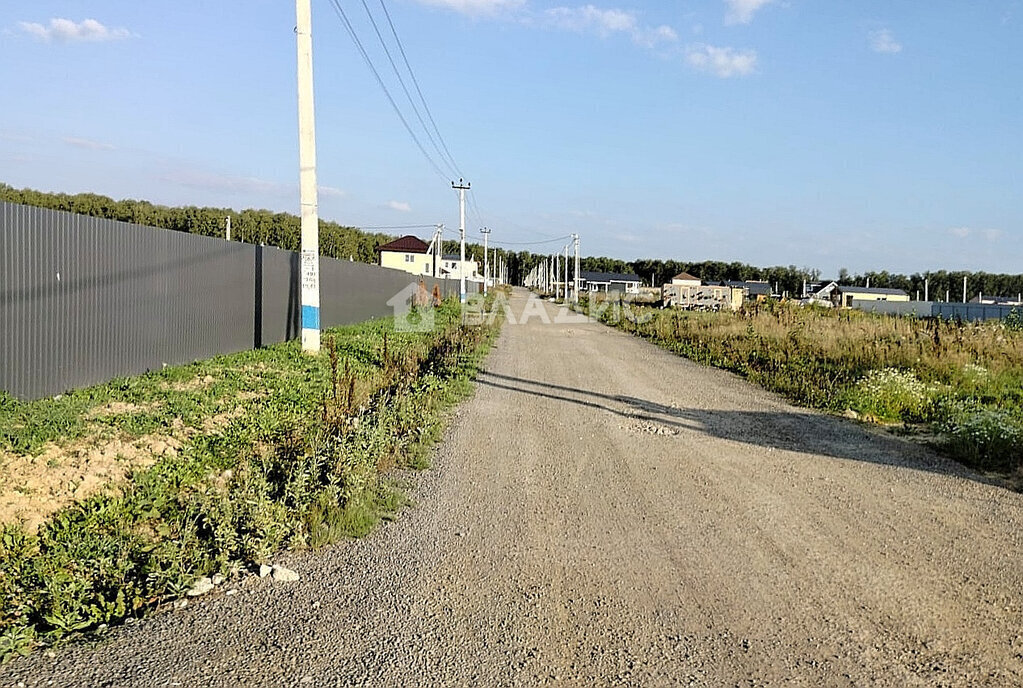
[442,226,572,247]
[359,223,439,230]
[356,0,459,179]
[325,0,449,183]
[377,0,464,179]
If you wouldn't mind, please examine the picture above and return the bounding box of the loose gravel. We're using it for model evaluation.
[4,288,1023,687]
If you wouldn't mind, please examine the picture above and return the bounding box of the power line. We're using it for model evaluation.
[360,223,439,230]
[325,0,449,182]
[441,226,572,247]
[466,188,486,228]
[491,235,574,247]
[356,0,459,179]
[377,0,464,179]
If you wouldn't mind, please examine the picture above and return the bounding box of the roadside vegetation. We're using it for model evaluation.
[584,297,1023,485]
[0,297,501,661]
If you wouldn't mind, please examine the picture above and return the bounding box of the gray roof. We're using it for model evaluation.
[581,271,641,283]
[719,280,772,295]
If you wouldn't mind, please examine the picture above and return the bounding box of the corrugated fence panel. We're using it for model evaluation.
[851,300,935,318]
[850,299,1019,322]
[0,202,474,400]
[933,303,1018,322]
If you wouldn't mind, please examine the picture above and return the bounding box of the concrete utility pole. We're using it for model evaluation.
[431,224,443,278]
[925,278,929,302]
[572,233,580,303]
[296,0,321,353]
[226,216,231,242]
[452,179,470,303]
[480,227,490,296]
[564,244,570,302]
[554,252,560,300]
[963,275,968,303]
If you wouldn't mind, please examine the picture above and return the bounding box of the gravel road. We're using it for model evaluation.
[5,288,1023,687]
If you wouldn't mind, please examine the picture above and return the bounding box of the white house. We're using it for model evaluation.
[438,254,482,283]
[579,271,641,294]
[377,235,434,276]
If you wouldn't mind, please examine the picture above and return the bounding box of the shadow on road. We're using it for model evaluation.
[476,371,988,485]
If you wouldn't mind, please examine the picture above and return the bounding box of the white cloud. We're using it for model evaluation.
[64,136,115,151]
[543,5,677,46]
[414,0,524,16]
[161,168,346,200]
[685,44,757,77]
[724,0,774,25]
[948,227,1002,241]
[869,28,902,54]
[546,6,637,34]
[319,185,347,198]
[0,132,35,143]
[18,18,133,43]
[162,170,285,196]
[387,200,412,212]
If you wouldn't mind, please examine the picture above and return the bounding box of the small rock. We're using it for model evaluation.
[258,564,273,578]
[187,577,214,597]
[211,574,225,586]
[272,565,300,582]
[225,589,239,596]
[173,599,189,609]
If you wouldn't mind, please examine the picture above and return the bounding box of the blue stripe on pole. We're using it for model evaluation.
[302,305,320,329]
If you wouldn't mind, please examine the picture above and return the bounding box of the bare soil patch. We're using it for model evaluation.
[0,433,182,532]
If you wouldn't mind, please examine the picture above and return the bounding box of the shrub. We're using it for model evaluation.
[940,409,1023,472]
[848,368,933,422]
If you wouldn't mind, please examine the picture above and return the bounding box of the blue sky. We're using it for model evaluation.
[1,1,1020,275]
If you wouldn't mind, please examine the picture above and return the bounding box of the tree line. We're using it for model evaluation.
[0,184,393,263]
[5,183,1019,300]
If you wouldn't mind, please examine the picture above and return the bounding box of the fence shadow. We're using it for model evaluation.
[476,371,990,487]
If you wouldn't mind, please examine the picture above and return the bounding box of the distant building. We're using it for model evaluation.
[663,283,743,311]
[671,272,702,288]
[969,294,1023,306]
[439,254,482,283]
[580,271,641,294]
[719,280,772,302]
[834,286,910,308]
[377,235,433,276]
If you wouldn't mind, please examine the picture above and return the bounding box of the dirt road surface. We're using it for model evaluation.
[5,288,1023,687]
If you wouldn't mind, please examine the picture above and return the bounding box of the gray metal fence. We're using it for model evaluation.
[1,202,474,400]
[851,299,1019,322]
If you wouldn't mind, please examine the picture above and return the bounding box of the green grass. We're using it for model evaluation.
[0,296,503,661]
[579,296,1023,484]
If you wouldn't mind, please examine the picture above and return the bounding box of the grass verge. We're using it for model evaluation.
[0,296,502,662]
[578,295,1023,486]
